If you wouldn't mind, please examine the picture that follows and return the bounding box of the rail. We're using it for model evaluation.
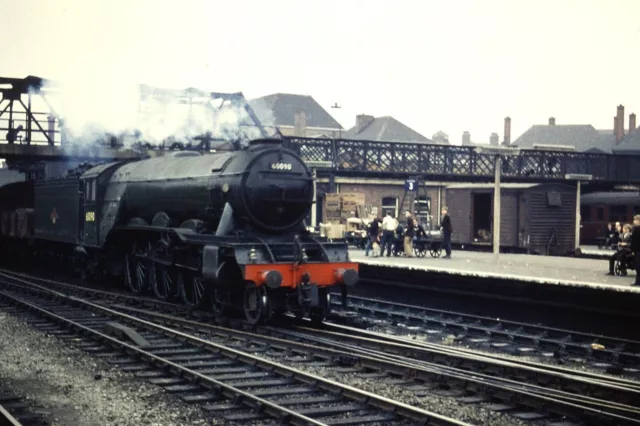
[0,405,22,426]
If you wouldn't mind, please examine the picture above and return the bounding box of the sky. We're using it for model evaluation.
[1,0,639,145]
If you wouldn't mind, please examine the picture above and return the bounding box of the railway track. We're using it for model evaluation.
[1,271,640,424]
[0,399,24,426]
[0,274,466,426]
[115,303,640,425]
[329,293,640,376]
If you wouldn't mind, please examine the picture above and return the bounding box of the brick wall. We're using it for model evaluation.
[338,183,444,223]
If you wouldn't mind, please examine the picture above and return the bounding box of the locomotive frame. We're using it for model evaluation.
[0,139,359,324]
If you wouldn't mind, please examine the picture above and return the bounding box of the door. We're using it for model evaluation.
[472,192,492,243]
[83,178,99,246]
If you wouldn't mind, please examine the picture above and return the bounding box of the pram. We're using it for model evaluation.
[614,250,636,276]
[390,225,444,258]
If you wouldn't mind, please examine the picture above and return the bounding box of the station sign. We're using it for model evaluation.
[405,179,417,191]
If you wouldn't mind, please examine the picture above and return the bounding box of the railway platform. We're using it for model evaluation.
[576,245,616,259]
[348,248,640,320]
[350,249,634,290]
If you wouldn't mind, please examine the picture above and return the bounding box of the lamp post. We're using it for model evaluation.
[475,146,521,261]
[565,173,593,250]
[305,160,333,228]
[331,102,342,139]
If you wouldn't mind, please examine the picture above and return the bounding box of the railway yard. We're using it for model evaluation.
[0,248,639,426]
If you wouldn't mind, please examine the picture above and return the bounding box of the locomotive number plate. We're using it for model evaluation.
[85,211,95,222]
[270,162,293,171]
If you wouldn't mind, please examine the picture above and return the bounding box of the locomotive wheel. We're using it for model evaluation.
[124,242,151,294]
[178,269,207,308]
[243,285,271,325]
[150,262,177,301]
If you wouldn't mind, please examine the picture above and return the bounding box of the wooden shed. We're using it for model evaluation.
[445,183,577,255]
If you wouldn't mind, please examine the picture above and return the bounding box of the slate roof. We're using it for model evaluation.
[511,124,617,153]
[612,127,640,154]
[248,94,343,130]
[343,116,433,143]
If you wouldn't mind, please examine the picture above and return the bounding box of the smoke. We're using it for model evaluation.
[247,97,279,137]
[35,75,269,150]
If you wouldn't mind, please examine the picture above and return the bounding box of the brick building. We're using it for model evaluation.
[508,105,637,153]
[317,176,451,229]
[318,114,443,226]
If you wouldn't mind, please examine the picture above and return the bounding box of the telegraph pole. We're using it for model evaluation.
[565,174,593,250]
[476,146,520,261]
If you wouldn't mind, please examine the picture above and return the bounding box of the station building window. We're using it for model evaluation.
[381,196,398,218]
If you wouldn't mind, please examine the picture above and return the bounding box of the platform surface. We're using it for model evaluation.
[578,245,616,258]
[350,248,640,292]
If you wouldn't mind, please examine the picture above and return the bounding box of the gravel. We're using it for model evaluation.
[0,310,215,426]
[368,324,640,382]
[255,353,536,426]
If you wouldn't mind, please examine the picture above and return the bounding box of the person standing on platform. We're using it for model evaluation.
[381,212,396,257]
[404,211,415,257]
[441,206,452,259]
[630,215,640,286]
[365,216,381,257]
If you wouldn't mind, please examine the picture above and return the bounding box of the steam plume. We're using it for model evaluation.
[37,74,268,149]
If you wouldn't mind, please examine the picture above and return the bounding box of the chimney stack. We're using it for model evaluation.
[462,131,471,145]
[548,117,556,126]
[616,105,625,143]
[356,114,374,134]
[630,113,637,133]
[614,116,618,135]
[294,110,307,137]
[503,117,511,145]
[489,132,499,146]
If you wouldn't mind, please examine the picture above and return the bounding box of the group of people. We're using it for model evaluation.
[364,207,453,259]
[604,222,624,248]
[605,215,640,286]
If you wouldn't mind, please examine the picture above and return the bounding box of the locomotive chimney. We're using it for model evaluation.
[548,117,556,126]
[356,114,374,134]
[616,104,625,143]
[503,117,511,145]
[294,110,307,137]
[630,113,637,134]
[461,131,471,145]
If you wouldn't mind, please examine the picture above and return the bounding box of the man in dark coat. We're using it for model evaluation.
[365,216,381,257]
[630,215,640,286]
[441,206,452,258]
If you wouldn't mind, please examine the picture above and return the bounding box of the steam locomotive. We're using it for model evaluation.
[0,138,359,324]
